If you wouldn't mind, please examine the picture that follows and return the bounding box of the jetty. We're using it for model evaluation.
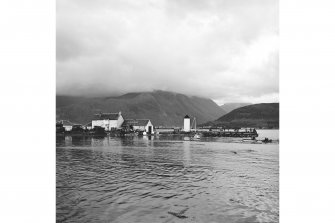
[154,128,258,138]
[200,129,258,138]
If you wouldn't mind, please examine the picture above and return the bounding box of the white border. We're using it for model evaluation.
[1,0,335,222]
[280,0,335,222]
[0,0,55,222]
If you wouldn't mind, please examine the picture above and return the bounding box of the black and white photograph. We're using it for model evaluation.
[56,0,279,222]
[3,0,335,223]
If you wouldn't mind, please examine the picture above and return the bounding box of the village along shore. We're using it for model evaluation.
[56,112,272,142]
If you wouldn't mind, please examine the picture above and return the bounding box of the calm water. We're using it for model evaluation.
[56,130,279,223]
[256,129,279,141]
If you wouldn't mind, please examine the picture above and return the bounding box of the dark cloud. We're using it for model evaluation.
[57,0,279,103]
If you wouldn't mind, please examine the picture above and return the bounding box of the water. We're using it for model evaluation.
[57,131,279,223]
[256,129,279,141]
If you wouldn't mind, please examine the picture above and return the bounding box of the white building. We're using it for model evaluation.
[183,115,191,132]
[122,119,154,134]
[60,120,74,131]
[92,112,124,131]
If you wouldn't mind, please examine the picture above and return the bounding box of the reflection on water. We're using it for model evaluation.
[57,134,279,223]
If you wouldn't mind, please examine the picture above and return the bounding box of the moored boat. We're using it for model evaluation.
[193,133,201,140]
[262,138,272,143]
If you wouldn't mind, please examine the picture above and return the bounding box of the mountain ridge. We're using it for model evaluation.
[56,91,227,126]
[220,103,252,113]
[201,103,279,129]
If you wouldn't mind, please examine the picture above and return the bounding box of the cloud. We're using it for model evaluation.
[57,0,279,103]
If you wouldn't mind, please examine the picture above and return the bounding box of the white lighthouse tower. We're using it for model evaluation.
[183,115,191,132]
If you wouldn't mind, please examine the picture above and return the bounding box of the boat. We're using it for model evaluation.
[262,138,272,143]
[193,134,201,140]
[183,136,191,141]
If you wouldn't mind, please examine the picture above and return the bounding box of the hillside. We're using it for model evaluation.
[220,103,252,113]
[202,103,279,129]
[56,90,227,126]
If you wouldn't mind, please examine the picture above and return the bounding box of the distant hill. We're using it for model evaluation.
[202,103,279,129]
[220,103,252,113]
[56,90,227,126]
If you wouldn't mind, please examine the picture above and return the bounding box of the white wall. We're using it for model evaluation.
[63,125,72,131]
[133,121,154,133]
[117,115,124,128]
[92,120,109,131]
[92,115,125,131]
[184,118,190,132]
[146,120,154,133]
[133,126,145,131]
[108,120,117,130]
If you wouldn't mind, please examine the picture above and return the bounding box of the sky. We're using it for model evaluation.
[57,0,278,104]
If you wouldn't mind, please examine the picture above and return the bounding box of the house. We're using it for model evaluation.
[59,120,75,131]
[92,112,124,131]
[122,119,154,134]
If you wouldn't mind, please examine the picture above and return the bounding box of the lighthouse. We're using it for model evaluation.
[183,115,191,132]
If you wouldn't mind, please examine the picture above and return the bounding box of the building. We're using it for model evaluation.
[183,115,191,132]
[92,112,124,131]
[83,122,92,130]
[122,119,154,134]
[59,120,75,131]
[56,121,65,134]
[71,124,84,134]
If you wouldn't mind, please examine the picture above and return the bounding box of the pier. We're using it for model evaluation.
[197,128,258,138]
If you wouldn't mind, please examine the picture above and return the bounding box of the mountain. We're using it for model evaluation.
[220,103,252,113]
[202,103,279,129]
[56,90,227,126]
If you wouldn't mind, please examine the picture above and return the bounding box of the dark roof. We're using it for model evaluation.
[184,115,190,119]
[122,119,151,127]
[93,113,120,120]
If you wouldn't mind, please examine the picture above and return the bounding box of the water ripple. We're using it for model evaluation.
[57,135,279,223]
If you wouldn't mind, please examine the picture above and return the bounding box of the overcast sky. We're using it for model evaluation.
[57,0,278,104]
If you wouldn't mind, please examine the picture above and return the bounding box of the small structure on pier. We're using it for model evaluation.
[183,115,191,132]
